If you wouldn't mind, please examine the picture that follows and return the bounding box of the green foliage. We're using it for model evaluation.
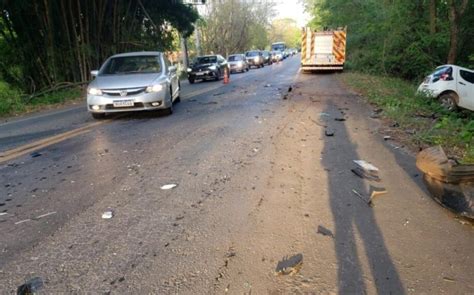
[269,18,301,49]
[0,0,199,92]
[342,72,474,163]
[304,0,474,80]
[0,81,24,115]
[198,0,275,55]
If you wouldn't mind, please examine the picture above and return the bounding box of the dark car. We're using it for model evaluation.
[245,50,264,68]
[187,55,229,84]
[262,51,273,65]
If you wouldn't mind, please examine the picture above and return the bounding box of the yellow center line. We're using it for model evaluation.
[0,120,106,164]
[0,71,259,164]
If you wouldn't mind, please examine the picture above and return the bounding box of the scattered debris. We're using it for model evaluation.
[404,219,410,226]
[288,85,293,92]
[369,186,388,206]
[35,211,57,219]
[17,277,44,295]
[102,209,114,219]
[199,101,218,105]
[443,277,456,282]
[275,253,303,276]
[265,84,271,87]
[317,225,334,238]
[30,152,42,158]
[334,117,346,122]
[351,160,381,182]
[0,212,7,216]
[213,92,225,96]
[352,189,370,205]
[325,129,335,137]
[282,94,288,100]
[384,136,391,141]
[15,219,32,225]
[319,112,330,117]
[160,184,178,190]
[416,146,474,219]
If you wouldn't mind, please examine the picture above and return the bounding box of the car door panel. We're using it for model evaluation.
[457,69,474,111]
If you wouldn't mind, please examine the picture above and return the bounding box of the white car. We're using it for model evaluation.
[418,65,474,111]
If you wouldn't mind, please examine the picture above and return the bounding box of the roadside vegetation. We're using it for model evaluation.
[304,0,473,161]
[0,83,82,117]
[341,72,474,163]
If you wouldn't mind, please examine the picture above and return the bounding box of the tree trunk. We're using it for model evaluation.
[447,0,469,64]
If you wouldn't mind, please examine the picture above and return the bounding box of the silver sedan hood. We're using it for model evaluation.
[91,73,163,90]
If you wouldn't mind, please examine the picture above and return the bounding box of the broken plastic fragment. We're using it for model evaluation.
[352,160,381,181]
[160,184,177,190]
[17,277,44,295]
[275,253,303,276]
[102,210,114,219]
[30,152,42,158]
[317,225,334,238]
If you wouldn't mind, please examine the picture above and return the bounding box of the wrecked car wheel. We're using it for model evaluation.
[439,93,458,111]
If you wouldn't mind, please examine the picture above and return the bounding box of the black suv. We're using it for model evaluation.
[245,50,264,68]
[187,55,229,84]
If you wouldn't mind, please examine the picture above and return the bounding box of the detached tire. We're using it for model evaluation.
[439,92,458,111]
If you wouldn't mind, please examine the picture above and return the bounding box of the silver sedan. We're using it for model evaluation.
[87,52,180,119]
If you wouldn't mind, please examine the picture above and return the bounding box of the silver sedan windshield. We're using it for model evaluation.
[101,55,162,75]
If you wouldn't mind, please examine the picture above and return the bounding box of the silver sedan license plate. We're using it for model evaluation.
[113,100,134,107]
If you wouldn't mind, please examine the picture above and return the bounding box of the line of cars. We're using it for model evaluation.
[85,49,296,119]
[185,49,292,84]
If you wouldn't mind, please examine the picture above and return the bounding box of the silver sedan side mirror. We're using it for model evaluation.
[90,70,99,77]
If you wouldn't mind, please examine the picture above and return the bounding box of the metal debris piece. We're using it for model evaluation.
[317,225,334,238]
[384,136,391,141]
[160,184,177,190]
[334,117,346,122]
[17,277,44,295]
[288,86,293,92]
[102,210,114,219]
[352,160,381,181]
[275,253,303,276]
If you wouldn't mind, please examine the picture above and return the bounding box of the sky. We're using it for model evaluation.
[273,0,310,27]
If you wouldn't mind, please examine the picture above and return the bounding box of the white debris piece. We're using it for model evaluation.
[102,210,114,219]
[160,184,177,190]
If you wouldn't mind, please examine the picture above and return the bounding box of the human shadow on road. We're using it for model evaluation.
[321,102,405,294]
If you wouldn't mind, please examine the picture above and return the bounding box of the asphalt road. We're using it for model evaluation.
[0,56,473,293]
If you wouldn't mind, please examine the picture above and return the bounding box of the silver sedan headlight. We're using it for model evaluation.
[146,84,164,93]
[88,88,103,96]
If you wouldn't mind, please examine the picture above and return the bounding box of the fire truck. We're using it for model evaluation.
[300,27,347,71]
